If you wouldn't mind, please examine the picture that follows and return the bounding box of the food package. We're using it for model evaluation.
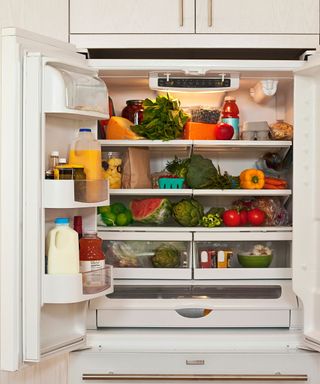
[184,106,221,124]
[183,122,217,140]
[269,120,293,140]
[121,147,151,188]
[252,197,289,226]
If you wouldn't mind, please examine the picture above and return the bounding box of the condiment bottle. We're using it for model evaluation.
[46,218,80,274]
[45,151,60,179]
[73,216,83,240]
[121,100,144,125]
[221,96,240,140]
[79,231,105,272]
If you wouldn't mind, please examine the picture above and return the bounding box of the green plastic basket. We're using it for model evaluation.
[158,177,185,189]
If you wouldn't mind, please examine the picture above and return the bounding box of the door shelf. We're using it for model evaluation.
[43,266,113,304]
[193,268,292,280]
[44,179,109,208]
[45,110,109,120]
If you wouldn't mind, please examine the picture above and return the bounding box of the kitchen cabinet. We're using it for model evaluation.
[196,0,319,34]
[70,0,195,34]
[69,0,319,49]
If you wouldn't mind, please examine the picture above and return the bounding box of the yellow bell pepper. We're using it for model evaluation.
[240,169,265,189]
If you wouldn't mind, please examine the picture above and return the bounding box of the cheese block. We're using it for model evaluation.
[183,122,217,140]
[106,116,141,140]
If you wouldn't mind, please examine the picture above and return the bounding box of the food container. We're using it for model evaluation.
[54,164,86,180]
[158,177,184,189]
[269,120,293,140]
[121,100,144,125]
[102,152,123,189]
[237,253,273,268]
[184,106,221,124]
[241,121,270,140]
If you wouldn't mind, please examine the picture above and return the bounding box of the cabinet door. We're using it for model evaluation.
[196,0,319,34]
[70,0,195,34]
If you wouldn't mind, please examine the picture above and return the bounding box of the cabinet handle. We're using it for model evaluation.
[179,0,184,26]
[208,0,213,27]
[82,373,308,381]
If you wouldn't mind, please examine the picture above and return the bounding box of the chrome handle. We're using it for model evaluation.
[83,373,308,381]
[179,0,184,26]
[208,0,213,27]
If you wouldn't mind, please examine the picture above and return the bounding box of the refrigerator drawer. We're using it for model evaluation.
[97,308,290,328]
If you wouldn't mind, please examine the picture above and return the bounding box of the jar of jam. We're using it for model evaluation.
[121,100,144,125]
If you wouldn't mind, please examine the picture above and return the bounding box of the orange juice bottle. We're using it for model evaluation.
[69,128,103,202]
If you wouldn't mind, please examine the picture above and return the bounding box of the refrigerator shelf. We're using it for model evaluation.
[43,266,113,304]
[109,188,291,197]
[193,267,292,280]
[99,139,192,151]
[43,179,109,208]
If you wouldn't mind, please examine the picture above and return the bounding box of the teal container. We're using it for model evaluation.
[158,178,185,189]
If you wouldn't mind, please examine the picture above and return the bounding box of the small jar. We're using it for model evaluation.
[121,100,144,125]
[71,165,86,180]
[54,165,73,180]
[102,152,122,189]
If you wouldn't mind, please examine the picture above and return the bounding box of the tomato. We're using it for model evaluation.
[215,123,234,140]
[239,209,248,226]
[223,209,241,227]
[247,208,266,226]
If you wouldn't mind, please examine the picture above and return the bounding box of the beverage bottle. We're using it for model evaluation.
[45,150,59,179]
[69,128,103,202]
[221,96,240,140]
[46,218,80,274]
[79,231,105,273]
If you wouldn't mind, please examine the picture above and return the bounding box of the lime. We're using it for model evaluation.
[98,205,112,215]
[101,212,117,226]
[116,212,130,226]
[110,202,127,215]
[124,209,133,224]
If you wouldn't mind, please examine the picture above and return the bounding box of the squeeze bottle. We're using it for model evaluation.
[46,218,80,274]
[221,96,239,140]
[69,128,103,202]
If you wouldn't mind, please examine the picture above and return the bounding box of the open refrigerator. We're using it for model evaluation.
[1,27,320,381]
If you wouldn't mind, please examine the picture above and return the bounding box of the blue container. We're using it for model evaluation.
[158,177,185,189]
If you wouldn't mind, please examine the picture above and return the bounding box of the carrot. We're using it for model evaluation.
[263,183,286,190]
[264,177,287,187]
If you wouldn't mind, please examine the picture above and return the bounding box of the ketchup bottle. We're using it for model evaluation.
[221,96,239,140]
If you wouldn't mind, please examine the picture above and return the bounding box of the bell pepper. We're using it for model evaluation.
[240,169,265,189]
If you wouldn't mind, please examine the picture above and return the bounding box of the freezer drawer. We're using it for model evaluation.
[69,344,320,383]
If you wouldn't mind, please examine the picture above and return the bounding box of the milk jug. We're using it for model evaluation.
[46,218,80,274]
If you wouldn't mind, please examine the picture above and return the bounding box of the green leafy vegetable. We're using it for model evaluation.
[131,94,189,141]
[165,156,190,178]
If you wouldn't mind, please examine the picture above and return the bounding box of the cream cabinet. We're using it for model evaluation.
[70,0,195,34]
[196,0,319,34]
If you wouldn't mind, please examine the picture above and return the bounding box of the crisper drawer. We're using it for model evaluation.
[99,231,192,279]
[69,346,318,383]
[193,231,292,280]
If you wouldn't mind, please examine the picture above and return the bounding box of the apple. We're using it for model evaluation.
[215,123,234,140]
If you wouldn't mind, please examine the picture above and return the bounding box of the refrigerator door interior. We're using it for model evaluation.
[0,28,110,371]
[293,53,320,351]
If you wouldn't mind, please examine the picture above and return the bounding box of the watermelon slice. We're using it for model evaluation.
[130,198,172,225]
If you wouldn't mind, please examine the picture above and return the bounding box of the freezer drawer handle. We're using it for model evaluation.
[82,373,308,381]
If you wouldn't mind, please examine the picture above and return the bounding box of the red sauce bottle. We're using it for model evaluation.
[79,231,105,273]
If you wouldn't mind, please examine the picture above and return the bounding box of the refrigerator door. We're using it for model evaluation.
[293,54,320,351]
[0,28,107,371]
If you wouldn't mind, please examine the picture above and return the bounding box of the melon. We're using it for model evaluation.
[130,198,172,225]
[106,116,141,140]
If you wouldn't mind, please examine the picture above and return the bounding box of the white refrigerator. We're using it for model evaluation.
[1,27,320,381]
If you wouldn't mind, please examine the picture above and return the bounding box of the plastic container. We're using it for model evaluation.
[46,218,80,274]
[102,152,122,189]
[241,121,270,141]
[221,96,239,140]
[184,106,220,124]
[69,128,103,202]
[158,177,184,189]
[121,100,144,125]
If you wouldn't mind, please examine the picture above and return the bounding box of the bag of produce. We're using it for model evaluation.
[130,198,172,225]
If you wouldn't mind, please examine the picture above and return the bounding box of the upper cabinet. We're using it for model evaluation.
[196,0,319,34]
[69,0,319,49]
[70,0,195,34]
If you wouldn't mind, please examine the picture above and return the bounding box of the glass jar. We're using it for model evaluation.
[72,165,86,180]
[102,152,122,189]
[121,100,144,125]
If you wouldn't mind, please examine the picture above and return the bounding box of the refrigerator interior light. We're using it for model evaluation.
[149,71,240,93]
[250,80,279,104]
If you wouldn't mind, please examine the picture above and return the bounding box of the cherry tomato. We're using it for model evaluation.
[239,209,248,226]
[247,208,266,226]
[223,209,241,227]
